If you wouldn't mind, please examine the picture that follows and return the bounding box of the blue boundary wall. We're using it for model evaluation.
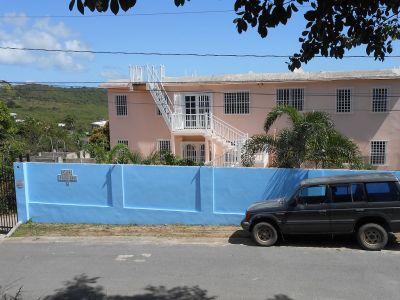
[13,163,400,225]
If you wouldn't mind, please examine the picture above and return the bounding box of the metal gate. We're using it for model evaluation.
[0,163,17,234]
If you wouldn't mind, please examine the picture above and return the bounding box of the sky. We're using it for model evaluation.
[1,0,400,86]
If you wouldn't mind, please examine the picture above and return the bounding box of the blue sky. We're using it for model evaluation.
[1,0,400,86]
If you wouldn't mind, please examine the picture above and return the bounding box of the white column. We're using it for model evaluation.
[205,138,210,162]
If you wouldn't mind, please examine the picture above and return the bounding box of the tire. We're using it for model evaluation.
[357,223,388,251]
[252,222,278,247]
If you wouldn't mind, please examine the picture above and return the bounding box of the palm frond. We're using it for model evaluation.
[241,134,275,167]
[263,105,302,133]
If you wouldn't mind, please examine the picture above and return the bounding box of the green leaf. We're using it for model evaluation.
[110,0,119,14]
[77,0,84,14]
[304,10,316,21]
[69,0,76,11]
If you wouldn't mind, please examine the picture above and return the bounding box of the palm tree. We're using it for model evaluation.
[242,106,363,169]
[106,144,142,164]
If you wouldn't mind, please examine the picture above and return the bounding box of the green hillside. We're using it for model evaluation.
[0,84,108,130]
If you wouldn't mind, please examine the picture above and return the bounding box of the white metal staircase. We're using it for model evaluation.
[130,65,249,167]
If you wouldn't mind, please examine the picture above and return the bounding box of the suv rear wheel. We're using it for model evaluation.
[357,223,388,251]
[252,222,278,247]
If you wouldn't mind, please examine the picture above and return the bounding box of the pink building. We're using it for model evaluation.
[103,66,400,170]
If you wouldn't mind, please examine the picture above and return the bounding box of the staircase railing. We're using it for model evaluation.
[208,113,248,146]
[146,65,174,130]
[142,65,249,167]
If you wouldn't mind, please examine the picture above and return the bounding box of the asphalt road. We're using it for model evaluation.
[0,235,400,300]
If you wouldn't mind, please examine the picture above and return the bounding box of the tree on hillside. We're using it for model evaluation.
[0,101,26,164]
[0,101,13,143]
[88,121,110,150]
[241,106,364,169]
[69,0,400,70]
[63,115,76,131]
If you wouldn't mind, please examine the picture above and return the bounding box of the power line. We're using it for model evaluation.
[2,46,400,58]
[0,46,295,58]
[0,10,234,18]
[4,86,400,98]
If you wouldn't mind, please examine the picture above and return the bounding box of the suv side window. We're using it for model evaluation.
[331,184,352,203]
[331,183,366,203]
[298,185,327,205]
[365,182,400,202]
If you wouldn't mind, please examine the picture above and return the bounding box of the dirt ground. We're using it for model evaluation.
[12,223,245,238]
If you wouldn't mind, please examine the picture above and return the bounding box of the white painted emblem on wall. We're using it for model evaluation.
[57,169,78,186]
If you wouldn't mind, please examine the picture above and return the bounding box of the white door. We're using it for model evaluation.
[182,143,206,163]
[183,94,212,129]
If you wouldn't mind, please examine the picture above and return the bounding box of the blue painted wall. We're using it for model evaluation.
[13,163,400,225]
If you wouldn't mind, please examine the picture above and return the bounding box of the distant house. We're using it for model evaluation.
[10,112,17,118]
[102,66,400,169]
[58,123,66,128]
[91,120,107,130]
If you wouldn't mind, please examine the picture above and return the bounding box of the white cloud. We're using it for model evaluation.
[65,39,94,60]
[0,14,93,72]
[100,68,126,80]
[37,52,85,72]
[22,31,62,49]
[2,12,29,28]
[0,41,35,65]
[34,18,71,38]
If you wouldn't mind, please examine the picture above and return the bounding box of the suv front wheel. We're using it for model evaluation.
[357,223,388,251]
[252,222,278,247]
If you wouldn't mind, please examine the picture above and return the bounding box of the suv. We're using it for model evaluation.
[241,173,400,250]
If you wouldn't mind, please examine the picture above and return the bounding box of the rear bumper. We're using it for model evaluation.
[241,219,250,231]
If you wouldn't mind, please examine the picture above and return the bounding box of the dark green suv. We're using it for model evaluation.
[241,173,400,250]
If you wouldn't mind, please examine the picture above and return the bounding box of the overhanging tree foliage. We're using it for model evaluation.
[69,0,400,71]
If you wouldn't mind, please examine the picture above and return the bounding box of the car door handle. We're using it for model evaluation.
[355,208,365,212]
[318,210,327,215]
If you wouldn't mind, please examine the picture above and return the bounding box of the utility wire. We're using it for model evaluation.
[0,87,400,99]
[0,10,234,18]
[2,46,400,58]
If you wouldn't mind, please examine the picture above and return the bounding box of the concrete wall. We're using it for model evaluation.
[14,163,400,225]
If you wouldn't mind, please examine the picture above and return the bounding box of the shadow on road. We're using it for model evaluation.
[39,274,217,299]
[1,275,294,299]
[228,230,400,251]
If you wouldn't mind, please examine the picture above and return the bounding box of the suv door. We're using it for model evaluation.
[282,185,330,234]
[329,183,368,233]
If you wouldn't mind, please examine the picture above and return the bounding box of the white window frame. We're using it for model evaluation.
[371,87,390,113]
[223,91,250,115]
[117,139,129,146]
[157,139,171,153]
[336,88,353,114]
[370,140,387,165]
[276,88,305,111]
[180,93,213,115]
[115,94,128,116]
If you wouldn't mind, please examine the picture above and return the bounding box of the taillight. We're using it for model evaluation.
[245,211,251,222]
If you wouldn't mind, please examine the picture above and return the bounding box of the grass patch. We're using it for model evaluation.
[12,223,243,238]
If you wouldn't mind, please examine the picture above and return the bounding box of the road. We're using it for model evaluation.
[0,235,400,300]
